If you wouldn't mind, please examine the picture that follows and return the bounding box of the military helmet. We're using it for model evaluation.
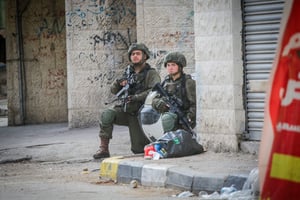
[128,43,151,61]
[163,52,187,68]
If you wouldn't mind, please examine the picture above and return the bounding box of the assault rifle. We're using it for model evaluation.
[105,65,135,112]
[153,83,196,137]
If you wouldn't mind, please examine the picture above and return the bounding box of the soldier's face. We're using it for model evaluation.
[130,50,144,64]
[166,62,180,75]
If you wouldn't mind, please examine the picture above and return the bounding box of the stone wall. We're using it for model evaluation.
[6,0,67,125]
[5,0,247,152]
[136,0,195,77]
[194,0,244,152]
[66,0,137,127]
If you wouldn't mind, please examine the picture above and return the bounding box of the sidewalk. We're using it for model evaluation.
[0,123,258,194]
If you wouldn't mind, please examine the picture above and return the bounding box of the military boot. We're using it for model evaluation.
[93,137,110,159]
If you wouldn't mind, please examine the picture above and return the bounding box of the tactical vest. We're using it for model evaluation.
[162,73,191,111]
[125,64,154,113]
[128,64,154,95]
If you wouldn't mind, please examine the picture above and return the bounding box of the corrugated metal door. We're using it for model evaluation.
[242,0,284,140]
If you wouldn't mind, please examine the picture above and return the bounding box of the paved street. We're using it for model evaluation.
[0,123,259,199]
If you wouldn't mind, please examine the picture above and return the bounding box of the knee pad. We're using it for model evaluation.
[161,112,177,132]
[101,108,116,127]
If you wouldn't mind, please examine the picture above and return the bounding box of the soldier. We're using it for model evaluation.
[152,52,196,133]
[93,43,161,159]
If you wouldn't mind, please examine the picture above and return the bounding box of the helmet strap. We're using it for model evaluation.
[133,62,146,73]
[170,71,182,81]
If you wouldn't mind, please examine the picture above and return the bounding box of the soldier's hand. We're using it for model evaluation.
[119,80,127,86]
[127,95,137,103]
[153,98,169,112]
[117,76,127,86]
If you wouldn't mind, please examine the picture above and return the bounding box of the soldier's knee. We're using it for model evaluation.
[161,112,177,132]
[101,109,116,127]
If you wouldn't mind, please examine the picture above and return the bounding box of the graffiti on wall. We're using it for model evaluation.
[66,0,136,28]
[150,49,168,70]
[161,31,194,48]
[66,0,136,88]
[87,69,116,87]
[78,52,99,63]
[90,28,132,50]
[37,18,65,38]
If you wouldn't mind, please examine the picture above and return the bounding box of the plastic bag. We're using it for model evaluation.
[145,129,204,159]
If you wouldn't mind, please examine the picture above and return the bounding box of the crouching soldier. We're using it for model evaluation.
[93,43,161,159]
[152,52,196,133]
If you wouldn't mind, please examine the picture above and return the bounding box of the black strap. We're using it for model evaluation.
[131,64,153,94]
[161,74,189,109]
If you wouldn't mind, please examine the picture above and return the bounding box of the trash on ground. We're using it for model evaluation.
[130,180,138,188]
[198,168,260,199]
[80,168,90,174]
[93,177,116,185]
[172,191,195,198]
[220,185,237,195]
[242,167,259,196]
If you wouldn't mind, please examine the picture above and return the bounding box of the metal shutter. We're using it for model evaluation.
[242,0,284,140]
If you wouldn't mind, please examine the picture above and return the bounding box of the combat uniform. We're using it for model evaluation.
[100,64,161,153]
[152,52,196,132]
[93,43,161,159]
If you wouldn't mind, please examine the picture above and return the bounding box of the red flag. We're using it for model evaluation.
[259,1,300,199]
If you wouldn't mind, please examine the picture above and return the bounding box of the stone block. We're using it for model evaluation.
[192,173,226,193]
[194,0,231,12]
[196,61,234,85]
[194,11,232,36]
[141,164,174,187]
[233,60,244,84]
[144,27,194,50]
[165,167,194,191]
[234,110,246,133]
[198,86,235,109]
[200,133,239,152]
[223,175,248,190]
[233,85,244,109]
[68,109,98,128]
[117,161,144,184]
[144,7,193,28]
[198,109,235,134]
[142,0,193,7]
[71,30,96,51]
[195,36,233,61]
[232,34,243,60]
[100,157,123,181]
[240,141,260,155]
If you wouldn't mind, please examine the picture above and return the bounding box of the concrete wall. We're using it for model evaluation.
[137,0,244,152]
[5,0,246,152]
[194,0,244,152]
[6,0,67,125]
[136,0,195,77]
[66,0,137,128]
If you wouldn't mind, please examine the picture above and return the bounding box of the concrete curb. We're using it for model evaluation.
[100,156,248,193]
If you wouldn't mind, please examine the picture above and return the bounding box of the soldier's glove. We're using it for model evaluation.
[153,98,169,113]
[127,95,137,103]
[117,78,127,87]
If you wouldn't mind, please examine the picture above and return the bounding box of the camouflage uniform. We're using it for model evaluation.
[94,43,161,158]
[100,64,161,153]
[152,52,196,132]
